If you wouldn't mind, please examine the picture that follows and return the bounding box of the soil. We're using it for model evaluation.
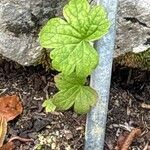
[0,59,149,150]
[106,65,150,149]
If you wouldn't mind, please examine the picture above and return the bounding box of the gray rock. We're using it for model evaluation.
[0,0,66,65]
[116,0,150,57]
[0,0,149,65]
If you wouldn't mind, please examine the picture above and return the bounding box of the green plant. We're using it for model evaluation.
[39,0,110,114]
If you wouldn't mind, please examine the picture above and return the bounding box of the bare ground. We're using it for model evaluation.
[0,59,149,150]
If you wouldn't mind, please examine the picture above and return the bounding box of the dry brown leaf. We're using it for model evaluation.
[0,116,7,147]
[0,95,23,121]
[115,128,142,150]
[0,142,14,150]
[115,132,129,150]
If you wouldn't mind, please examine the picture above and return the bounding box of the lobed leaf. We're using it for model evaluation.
[51,73,98,114]
[40,0,110,114]
[42,99,56,112]
[63,0,109,41]
[50,41,98,77]
[54,73,86,90]
[39,0,109,77]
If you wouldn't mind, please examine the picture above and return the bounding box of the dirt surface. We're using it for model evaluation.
[106,65,150,149]
[0,59,149,150]
[0,59,85,150]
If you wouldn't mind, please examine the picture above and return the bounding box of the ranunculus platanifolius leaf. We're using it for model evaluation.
[54,73,86,90]
[42,99,56,112]
[51,74,98,114]
[39,0,110,114]
[39,0,109,77]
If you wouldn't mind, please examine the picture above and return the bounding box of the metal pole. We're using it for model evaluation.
[85,0,118,149]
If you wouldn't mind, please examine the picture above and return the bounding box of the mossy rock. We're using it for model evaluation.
[115,49,150,70]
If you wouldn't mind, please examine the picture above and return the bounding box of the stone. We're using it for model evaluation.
[0,0,66,66]
[0,0,149,66]
[116,0,150,57]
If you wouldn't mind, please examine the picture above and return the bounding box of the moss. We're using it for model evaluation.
[40,49,52,70]
[115,49,150,70]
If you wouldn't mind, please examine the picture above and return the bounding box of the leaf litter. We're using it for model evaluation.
[0,59,149,149]
[0,95,33,149]
[115,128,142,150]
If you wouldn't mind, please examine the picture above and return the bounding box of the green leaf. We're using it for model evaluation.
[39,18,81,49]
[42,99,56,112]
[50,41,99,77]
[39,0,109,77]
[63,0,109,41]
[52,74,98,114]
[55,73,86,90]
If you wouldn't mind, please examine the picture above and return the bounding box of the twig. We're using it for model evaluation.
[43,82,51,99]
[0,88,7,95]
[104,141,111,150]
[115,128,142,150]
[8,136,34,143]
[141,103,150,109]
[127,69,132,84]
[143,142,149,150]
[120,128,141,150]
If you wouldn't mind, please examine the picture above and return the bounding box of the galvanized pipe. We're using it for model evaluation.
[85,0,118,149]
